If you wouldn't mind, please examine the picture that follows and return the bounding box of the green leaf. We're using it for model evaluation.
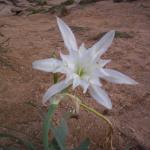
[0,133,36,150]
[50,112,76,150]
[0,145,19,150]
[43,98,82,150]
[124,145,132,150]
[71,138,90,150]
[49,118,68,150]
[43,101,74,150]
[49,139,60,150]
[43,103,58,150]
[0,145,11,150]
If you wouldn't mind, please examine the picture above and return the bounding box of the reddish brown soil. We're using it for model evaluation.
[0,0,150,150]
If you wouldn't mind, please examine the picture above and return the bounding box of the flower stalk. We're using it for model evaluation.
[80,102,113,150]
[57,93,113,149]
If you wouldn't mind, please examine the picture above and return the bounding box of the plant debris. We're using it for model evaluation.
[79,0,102,5]
[90,31,133,41]
[61,0,75,6]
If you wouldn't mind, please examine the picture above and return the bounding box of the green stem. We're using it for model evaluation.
[51,52,58,84]
[53,73,58,84]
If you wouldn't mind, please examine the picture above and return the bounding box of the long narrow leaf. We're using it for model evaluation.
[49,139,60,150]
[0,133,36,150]
[71,138,90,150]
[43,103,58,150]
[49,112,75,150]
[0,145,19,150]
[49,118,68,150]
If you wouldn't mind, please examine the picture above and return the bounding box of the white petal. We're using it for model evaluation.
[60,53,76,72]
[79,80,89,93]
[79,43,86,56]
[89,85,112,109]
[99,68,109,76]
[89,77,102,87]
[94,68,109,78]
[102,69,138,85]
[79,43,86,52]
[72,75,80,89]
[89,30,115,59]
[32,58,63,73]
[57,17,78,52]
[60,52,70,64]
[72,74,89,93]
[43,79,71,105]
[98,59,111,67]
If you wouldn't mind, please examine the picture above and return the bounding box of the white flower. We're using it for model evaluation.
[32,17,138,109]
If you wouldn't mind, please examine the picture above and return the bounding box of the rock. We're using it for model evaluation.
[0,0,28,16]
[0,4,13,16]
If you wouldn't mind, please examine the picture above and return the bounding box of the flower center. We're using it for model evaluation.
[76,66,85,77]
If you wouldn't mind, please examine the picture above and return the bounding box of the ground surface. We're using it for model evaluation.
[0,0,150,150]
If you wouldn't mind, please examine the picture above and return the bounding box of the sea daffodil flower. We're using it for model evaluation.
[32,17,138,109]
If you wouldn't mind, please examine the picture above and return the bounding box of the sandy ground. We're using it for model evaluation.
[0,0,150,149]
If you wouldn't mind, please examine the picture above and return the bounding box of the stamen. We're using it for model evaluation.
[76,66,85,77]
